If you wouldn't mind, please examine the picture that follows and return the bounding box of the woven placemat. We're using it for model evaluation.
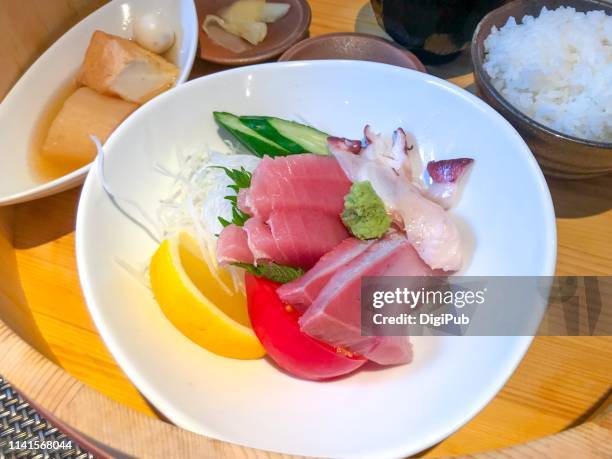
[0,375,95,459]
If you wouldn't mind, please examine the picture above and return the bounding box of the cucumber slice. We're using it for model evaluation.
[240,117,305,153]
[268,117,329,156]
[214,112,331,157]
[213,112,288,157]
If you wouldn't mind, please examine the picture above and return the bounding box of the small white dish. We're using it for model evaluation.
[0,0,198,206]
[76,61,557,458]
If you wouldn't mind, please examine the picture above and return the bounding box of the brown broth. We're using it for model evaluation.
[29,79,89,182]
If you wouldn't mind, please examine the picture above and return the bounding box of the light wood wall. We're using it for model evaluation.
[0,0,108,99]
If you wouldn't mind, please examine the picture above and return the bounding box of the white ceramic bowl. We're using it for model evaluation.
[0,0,197,206]
[76,61,557,458]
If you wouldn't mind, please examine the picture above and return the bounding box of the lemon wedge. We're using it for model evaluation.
[150,232,265,359]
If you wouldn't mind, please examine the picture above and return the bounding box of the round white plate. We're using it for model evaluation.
[76,61,556,458]
[0,0,197,206]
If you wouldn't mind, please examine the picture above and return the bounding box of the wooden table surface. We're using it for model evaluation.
[1,0,611,457]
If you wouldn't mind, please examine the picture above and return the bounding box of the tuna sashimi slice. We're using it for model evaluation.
[237,188,249,215]
[277,238,373,313]
[299,236,435,365]
[365,337,413,366]
[216,224,253,264]
[237,212,349,269]
[239,154,352,219]
[267,210,349,269]
[243,217,284,263]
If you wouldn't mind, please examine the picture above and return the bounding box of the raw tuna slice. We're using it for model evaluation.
[277,238,373,312]
[366,336,413,366]
[239,154,351,219]
[216,224,253,264]
[299,236,435,365]
[237,188,249,214]
[243,217,284,263]
[242,211,349,269]
[268,210,349,268]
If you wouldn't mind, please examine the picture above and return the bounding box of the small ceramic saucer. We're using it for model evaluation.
[279,32,427,73]
[197,0,311,65]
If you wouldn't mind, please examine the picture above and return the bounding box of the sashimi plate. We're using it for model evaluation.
[76,61,556,458]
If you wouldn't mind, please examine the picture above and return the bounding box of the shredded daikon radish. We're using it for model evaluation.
[94,135,260,294]
[156,143,260,294]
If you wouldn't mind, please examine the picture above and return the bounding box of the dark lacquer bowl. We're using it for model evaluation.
[371,0,505,64]
[471,0,612,179]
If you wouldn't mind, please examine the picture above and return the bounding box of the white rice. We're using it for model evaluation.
[483,6,612,142]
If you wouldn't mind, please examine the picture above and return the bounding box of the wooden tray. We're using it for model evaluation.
[1,1,610,457]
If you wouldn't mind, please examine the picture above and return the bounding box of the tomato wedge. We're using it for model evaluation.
[246,274,366,380]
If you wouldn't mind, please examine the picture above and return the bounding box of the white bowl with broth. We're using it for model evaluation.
[0,0,197,206]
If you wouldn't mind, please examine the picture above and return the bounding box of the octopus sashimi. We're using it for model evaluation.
[362,125,414,179]
[329,126,420,181]
[425,158,474,209]
[328,127,473,210]
[330,144,463,272]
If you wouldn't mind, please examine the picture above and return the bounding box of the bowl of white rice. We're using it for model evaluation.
[471,0,612,179]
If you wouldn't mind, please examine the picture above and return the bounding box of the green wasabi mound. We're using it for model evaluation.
[341,181,391,240]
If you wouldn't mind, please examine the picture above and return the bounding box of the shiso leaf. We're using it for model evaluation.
[232,262,304,284]
[213,166,252,189]
[214,166,252,227]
